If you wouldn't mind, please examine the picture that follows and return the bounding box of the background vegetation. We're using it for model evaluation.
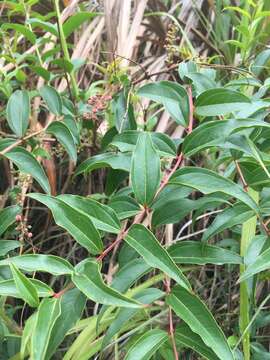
[1,0,270,359]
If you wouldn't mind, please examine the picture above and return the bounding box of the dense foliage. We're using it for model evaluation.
[1,1,270,359]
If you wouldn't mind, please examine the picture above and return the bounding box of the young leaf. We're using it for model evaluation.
[169,167,259,213]
[137,81,189,126]
[72,259,141,308]
[0,205,21,236]
[46,122,77,162]
[21,313,37,359]
[2,23,36,44]
[6,90,30,137]
[39,85,62,116]
[4,147,50,194]
[0,278,53,298]
[75,152,131,177]
[175,324,219,360]
[10,264,39,307]
[168,241,242,265]
[167,286,234,360]
[195,88,250,116]
[31,298,61,360]
[239,246,270,282]
[0,255,73,275]
[125,224,191,290]
[58,194,121,233]
[131,132,161,206]
[124,329,168,360]
[28,193,103,254]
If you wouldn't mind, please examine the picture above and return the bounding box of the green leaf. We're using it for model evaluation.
[112,131,176,157]
[202,203,254,242]
[46,122,77,162]
[10,264,39,307]
[152,194,226,227]
[72,259,141,308]
[2,23,36,44]
[175,324,219,360]
[137,81,189,126]
[103,288,164,347]
[28,193,103,254]
[58,195,120,234]
[6,90,30,137]
[125,224,191,290]
[75,152,131,177]
[39,85,62,116]
[0,255,73,275]
[4,147,50,194]
[108,195,141,220]
[27,18,58,36]
[182,118,270,157]
[167,286,234,360]
[169,167,259,213]
[185,72,217,95]
[0,240,20,256]
[251,49,270,76]
[0,278,53,298]
[31,298,61,360]
[168,241,242,265]
[57,194,121,234]
[0,205,21,236]
[45,289,86,360]
[131,132,161,206]
[112,90,137,132]
[195,88,250,116]
[63,115,80,145]
[21,313,37,359]
[63,12,98,37]
[124,329,168,360]
[239,246,270,281]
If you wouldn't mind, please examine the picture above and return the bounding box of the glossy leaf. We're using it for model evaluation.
[0,240,20,256]
[240,246,270,282]
[167,286,234,360]
[103,288,164,347]
[112,130,176,157]
[46,122,77,162]
[72,259,141,308]
[0,205,21,236]
[183,118,270,157]
[124,329,168,360]
[0,278,53,298]
[169,167,259,213]
[75,152,131,177]
[195,88,250,116]
[137,81,189,126]
[6,90,30,137]
[31,298,61,360]
[202,203,254,242]
[108,195,141,220]
[175,324,219,360]
[169,241,242,265]
[28,193,103,254]
[131,132,161,205]
[4,147,50,194]
[58,194,120,233]
[39,85,62,116]
[45,289,86,359]
[63,12,98,37]
[125,224,191,290]
[0,254,73,275]
[10,264,39,307]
